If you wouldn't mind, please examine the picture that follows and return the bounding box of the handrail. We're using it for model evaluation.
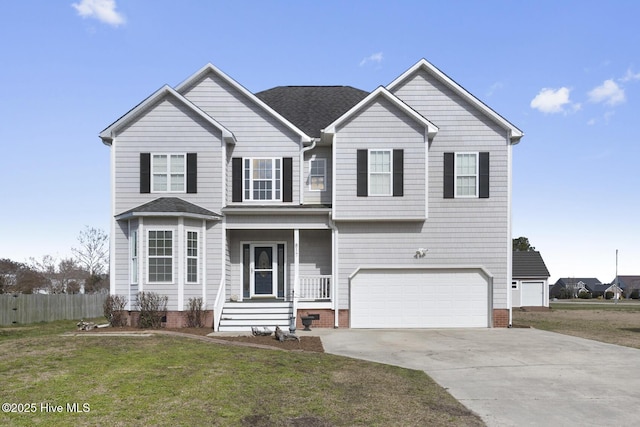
[213,277,225,331]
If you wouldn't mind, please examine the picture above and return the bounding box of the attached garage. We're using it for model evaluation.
[349,266,492,328]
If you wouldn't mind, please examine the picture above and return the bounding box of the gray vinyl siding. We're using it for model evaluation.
[370,69,512,310]
[299,230,332,276]
[303,146,332,205]
[113,95,224,215]
[333,96,427,219]
[180,73,302,205]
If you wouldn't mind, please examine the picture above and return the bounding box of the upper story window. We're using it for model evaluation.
[152,154,185,192]
[244,158,282,201]
[444,152,489,199]
[455,153,478,197]
[369,150,392,196]
[357,149,403,197]
[140,153,197,194]
[309,158,326,192]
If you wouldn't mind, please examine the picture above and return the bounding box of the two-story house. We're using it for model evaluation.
[100,59,523,331]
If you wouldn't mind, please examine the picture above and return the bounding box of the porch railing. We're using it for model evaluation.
[298,275,331,301]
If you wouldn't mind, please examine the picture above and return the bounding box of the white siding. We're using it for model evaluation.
[333,96,427,220]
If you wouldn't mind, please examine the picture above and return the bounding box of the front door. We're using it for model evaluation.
[252,245,275,297]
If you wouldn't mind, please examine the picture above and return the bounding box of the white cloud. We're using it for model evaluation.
[486,82,503,97]
[359,52,383,67]
[588,79,625,106]
[530,87,573,114]
[620,68,640,82]
[72,0,125,27]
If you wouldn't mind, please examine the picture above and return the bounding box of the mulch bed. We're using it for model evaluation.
[78,326,324,353]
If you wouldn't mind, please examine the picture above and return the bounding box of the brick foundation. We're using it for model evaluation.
[296,309,349,329]
[121,310,214,329]
[492,309,509,328]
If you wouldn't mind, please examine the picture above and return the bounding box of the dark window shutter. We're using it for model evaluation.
[357,149,368,197]
[186,153,197,193]
[232,157,242,202]
[283,157,293,202]
[393,149,404,197]
[479,152,490,198]
[140,153,150,194]
[443,152,454,199]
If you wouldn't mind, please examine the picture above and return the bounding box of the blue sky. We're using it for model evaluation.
[1,0,639,282]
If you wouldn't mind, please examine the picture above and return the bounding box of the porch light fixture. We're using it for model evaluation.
[415,248,428,258]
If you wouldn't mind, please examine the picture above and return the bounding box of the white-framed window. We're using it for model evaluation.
[455,152,478,197]
[152,154,186,193]
[309,158,326,191]
[148,230,173,283]
[186,231,198,283]
[130,230,138,284]
[368,149,392,196]
[244,158,282,201]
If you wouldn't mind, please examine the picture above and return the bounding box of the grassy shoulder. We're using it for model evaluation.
[513,302,640,349]
[0,320,483,426]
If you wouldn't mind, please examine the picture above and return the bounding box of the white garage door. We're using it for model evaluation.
[521,281,545,306]
[350,268,490,328]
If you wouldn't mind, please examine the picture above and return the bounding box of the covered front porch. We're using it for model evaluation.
[213,208,336,331]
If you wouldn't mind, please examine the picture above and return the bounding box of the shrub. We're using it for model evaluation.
[605,291,614,300]
[578,290,592,299]
[630,289,640,300]
[136,292,168,329]
[104,294,128,327]
[186,297,205,328]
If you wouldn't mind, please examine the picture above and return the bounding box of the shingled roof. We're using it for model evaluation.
[255,86,369,138]
[512,251,550,278]
[115,197,221,220]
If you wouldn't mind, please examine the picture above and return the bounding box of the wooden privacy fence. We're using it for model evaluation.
[0,293,108,326]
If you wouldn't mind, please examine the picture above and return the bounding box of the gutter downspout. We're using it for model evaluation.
[299,139,318,205]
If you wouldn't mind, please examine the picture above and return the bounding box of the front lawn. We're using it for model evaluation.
[513,301,640,349]
[0,320,483,426]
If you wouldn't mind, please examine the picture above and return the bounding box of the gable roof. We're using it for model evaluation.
[387,59,523,144]
[99,85,236,145]
[115,197,221,221]
[323,86,439,139]
[512,251,550,278]
[614,275,640,290]
[255,86,369,138]
[555,278,602,288]
[175,63,312,143]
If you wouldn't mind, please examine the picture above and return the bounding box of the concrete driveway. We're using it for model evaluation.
[309,328,640,427]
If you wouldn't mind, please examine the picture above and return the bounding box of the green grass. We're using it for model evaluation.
[514,302,640,349]
[0,320,483,426]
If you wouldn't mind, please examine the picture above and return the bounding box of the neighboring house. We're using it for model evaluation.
[512,251,550,307]
[550,278,601,298]
[100,59,523,331]
[611,275,640,298]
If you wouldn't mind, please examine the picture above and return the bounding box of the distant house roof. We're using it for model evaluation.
[256,86,369,138]
[512,251,550,278]
[115,197,221,221]
[554,278,602,288]
[614,275,640,290]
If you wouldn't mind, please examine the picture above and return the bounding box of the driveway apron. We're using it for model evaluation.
[312,328,640,427]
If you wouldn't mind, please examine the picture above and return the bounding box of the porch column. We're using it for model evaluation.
[293,229,300,318]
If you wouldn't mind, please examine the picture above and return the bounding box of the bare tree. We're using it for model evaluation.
[72,226,109,276]
[0,258,46,294]
[28,256,84,294]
